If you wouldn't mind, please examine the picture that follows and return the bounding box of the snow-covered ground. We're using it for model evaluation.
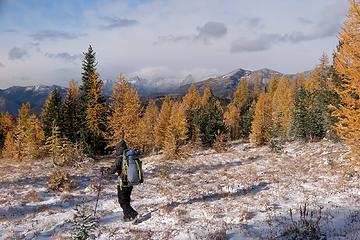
[1,140,359,239]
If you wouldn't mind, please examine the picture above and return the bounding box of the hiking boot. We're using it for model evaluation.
[123,216,133,222]
[123,214,137,222]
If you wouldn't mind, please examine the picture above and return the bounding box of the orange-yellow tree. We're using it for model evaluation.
[155,97,172,149]
[271,77,294,138]
[108,74,142,148]
[332,1,360,156]
[164,101,188,158]
[139,100,159,153]
[250,92,272,146]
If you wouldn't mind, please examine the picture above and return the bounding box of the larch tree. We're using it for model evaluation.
[233,79,250,108]
[223,103,241,140]
[268,76,280,98]
[250,92,273,146]
[154,97,172,149]
[271,77,294,139]
[202,85,213,106]
[164,101,188,158]
[62,80,82,143]
[86,71,108,154]
[139,100,159,153]
[253,75,262,99]
[108,74,142,149]
[0,112,14,153]
[227,79,254,139]
[40,89,62,138]
[3,103,44,160]
[332,0,360,156]
[182,84,202,143]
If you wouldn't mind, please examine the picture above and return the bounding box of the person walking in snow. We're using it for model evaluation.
[105,140,139,222]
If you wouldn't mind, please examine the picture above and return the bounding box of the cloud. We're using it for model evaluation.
[231,2,346,53]
[8,47,28,60]
[30,30,85,41]
[0,62,4,67]
[240,17,265,29]
[100,17,139,30]
[45,52,82,62]
[2,28,17,33]
[155,21,227,44]
[297,17,313,25]
[196,21,227,40]
[231,34,281,53]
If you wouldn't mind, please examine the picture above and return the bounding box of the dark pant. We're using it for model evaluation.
[117,186,138,219]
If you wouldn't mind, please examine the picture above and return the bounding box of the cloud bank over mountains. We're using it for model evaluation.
[0,0,348,89]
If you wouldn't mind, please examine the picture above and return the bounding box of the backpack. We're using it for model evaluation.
[118,149,143,189]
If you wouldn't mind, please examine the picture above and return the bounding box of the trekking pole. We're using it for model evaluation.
[94,168,104,216]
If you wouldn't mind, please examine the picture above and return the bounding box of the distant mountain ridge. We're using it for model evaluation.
[0,85,67,115]
[0,67,309,115]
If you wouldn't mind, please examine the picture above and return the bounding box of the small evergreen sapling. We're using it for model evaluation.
[72,203,99,240]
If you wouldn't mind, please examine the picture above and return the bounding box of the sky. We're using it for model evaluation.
[0,0,349,89]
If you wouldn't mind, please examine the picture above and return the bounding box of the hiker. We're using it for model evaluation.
[105,140,139,222]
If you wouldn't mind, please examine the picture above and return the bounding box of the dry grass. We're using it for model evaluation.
[22,190,42,203]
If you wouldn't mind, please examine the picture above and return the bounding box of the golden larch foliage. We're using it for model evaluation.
[250,92,273,146]
[155,97,172,149]
[2,103,44,160]
[183,84,202,111]
[253,75,262,98]
[202,85,213,106]
[108,74,142,148]
[305,53,330,91]
[291,74,306,94]
[86,72,108,138]
[233,79,249,108]
[268,76,280,99]
[223,103,241,140]
[164,101,188,158]
[272,77,294,138]
[139,100,159,153]
[332,1,360,156]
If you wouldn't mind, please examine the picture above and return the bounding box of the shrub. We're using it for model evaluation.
[48,170,74,192]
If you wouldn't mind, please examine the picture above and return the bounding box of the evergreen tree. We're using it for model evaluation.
[62,80,82,143]
[155,97,172,149]
[250,92,272,146]
[195,88,226,147]
[182,84,202,143]
[40,89,63,138]
[139,100,159,153]
[108,74,142,149]
[332,1,360,155]
[80,45,97,104]
[291,86,325,141]
[72,204,99,240]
